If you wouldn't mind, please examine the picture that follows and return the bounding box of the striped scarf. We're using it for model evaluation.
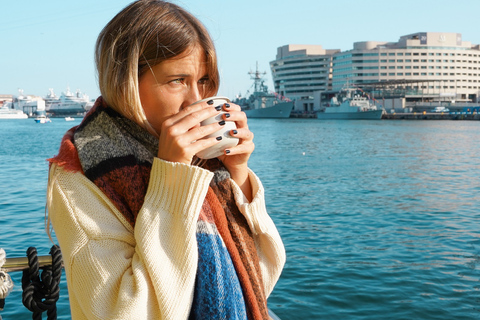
[49,97,269,319]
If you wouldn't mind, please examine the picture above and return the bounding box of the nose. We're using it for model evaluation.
[182,85,203,108]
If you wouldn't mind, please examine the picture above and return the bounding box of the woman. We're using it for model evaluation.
[47,0,285,319]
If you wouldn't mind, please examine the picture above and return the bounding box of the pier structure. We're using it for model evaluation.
[271,32,480,115]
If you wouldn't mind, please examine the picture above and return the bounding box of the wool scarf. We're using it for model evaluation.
[49,97,269,319]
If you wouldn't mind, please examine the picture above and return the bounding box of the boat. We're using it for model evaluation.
[34,114,51,123]
[44,88,60,106]
[317,87,384,120]
[45,87,89,116]
[8,89,46,116]
[65,116,75,121]
[234,63,293,118]
[0,104,28,119]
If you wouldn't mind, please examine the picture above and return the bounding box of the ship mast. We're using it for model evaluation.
[248,62,267,93]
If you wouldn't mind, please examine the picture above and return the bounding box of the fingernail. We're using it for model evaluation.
[219,120,226,126]
[216,136,222,141]
[225,149,231,154]
[232,129,238,135]
[207,100,214,105]
[224,113,230,118]
[224,103,230,108]
[215,105,222,111]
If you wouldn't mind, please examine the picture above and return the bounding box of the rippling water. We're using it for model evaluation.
[1,118,479,319]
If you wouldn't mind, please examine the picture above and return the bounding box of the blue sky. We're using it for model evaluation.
[1,0,479,100]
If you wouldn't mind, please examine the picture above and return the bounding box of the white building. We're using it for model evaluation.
[271,33,480,112]
[270,44,340,112]
[333,32,480,102]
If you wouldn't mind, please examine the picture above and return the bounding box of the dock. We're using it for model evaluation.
[381,112,480,120]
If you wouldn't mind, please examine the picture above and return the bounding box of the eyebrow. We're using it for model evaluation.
[166,74,190,78]
[166,73,209,80]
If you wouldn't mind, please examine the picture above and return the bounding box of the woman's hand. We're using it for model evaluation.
[217,102,255,201]
[156,101,225,165]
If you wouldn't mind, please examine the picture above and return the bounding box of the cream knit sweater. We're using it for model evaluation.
[47,158,285,320]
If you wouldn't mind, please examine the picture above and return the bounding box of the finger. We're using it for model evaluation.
[224,140,255,156]
[189,135,225,155]
[184,120,228,143]
[220,111,248,129]
[228,127,253,142]
[168,97,224,125]
[162,105,221,135]
[222,102,241,112]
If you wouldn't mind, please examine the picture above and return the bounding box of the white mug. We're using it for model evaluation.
[192,96,239,159]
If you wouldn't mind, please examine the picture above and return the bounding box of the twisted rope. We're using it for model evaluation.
[21,246,62,320]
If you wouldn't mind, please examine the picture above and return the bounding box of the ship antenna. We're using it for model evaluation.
[248,61,267,93]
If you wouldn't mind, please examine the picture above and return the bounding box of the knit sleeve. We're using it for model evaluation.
[47,158,213,320]
[229,169,286,297]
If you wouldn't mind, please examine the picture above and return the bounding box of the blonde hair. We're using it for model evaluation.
[95,0,220,134]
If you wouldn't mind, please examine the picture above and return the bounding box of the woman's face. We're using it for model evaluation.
[138,45,210,134]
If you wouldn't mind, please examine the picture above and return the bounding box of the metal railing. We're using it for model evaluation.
[2,255,56,273]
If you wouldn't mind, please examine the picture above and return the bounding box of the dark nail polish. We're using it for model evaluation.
[215,105,222,111]
[224,103,230,108]
[225,150,231,154]
[232,130,238,135]
[219,120,226,126]
[207,100,214,105]
[224,113,230,118]
[216,136,222,141]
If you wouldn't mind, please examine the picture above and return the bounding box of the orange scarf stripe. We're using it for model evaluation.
[206,188,266,320]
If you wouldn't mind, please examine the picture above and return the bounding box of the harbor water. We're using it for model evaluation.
[1,118,480,319]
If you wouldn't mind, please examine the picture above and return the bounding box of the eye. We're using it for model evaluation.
[198,76,209,85]
[170,78,185,84]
